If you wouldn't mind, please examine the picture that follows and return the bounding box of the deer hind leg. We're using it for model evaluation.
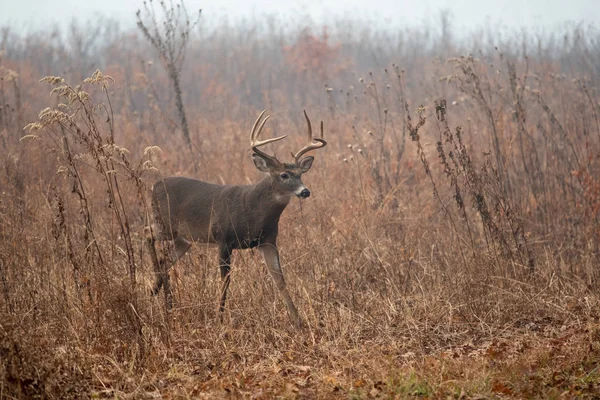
[145,229,163,295]
[145,222,169,295]
[259,244,302,327]
[218,246,232,319]
[146,229,191,309]
[162,236,192,309]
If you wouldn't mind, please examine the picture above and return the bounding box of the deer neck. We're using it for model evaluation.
[252,176,291,210]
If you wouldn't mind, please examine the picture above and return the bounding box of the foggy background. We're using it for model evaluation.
[1,0,598,33]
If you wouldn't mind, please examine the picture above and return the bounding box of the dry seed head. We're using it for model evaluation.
[78,91,91,102]
[57,103,72,112]
[40,76,63,85]
[142,160,159,172]
[20,133,41,141]
[102,144,130,157]
[23,124,43,133]
[144,146,163,157]
[38,107,63,122]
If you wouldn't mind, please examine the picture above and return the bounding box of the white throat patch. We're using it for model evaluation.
[274,193,292,203]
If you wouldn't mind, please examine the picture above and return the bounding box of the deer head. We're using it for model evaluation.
[250,109,327,199]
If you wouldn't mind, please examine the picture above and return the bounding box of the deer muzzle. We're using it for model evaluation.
[298,188,311,199]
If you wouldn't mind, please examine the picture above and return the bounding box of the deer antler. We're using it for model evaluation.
[250,109,287,162]
[293,110,327,163]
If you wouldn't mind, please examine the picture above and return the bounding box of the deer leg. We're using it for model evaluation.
[218,246,232,318]
[149,235,192,292]
[159,236,192,308]
[259,244,302,327]
[145,229,164,295]
[147,230,191,310]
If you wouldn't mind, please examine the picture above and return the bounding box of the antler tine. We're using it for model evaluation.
[293,110,327,163]
[250,109,287,161]
[304,109,313,140]
[250,109,268,142]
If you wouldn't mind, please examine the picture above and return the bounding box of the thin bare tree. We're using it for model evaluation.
[136,0,201,151]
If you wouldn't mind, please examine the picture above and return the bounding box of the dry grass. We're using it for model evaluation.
[1,12,600,399]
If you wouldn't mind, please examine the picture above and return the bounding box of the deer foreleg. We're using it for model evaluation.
[218,246,232,318]
[259,244,302,327]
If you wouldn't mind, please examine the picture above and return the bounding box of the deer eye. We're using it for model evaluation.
[280,173,289,180]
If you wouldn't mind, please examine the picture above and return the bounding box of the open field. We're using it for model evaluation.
[1,7,600,399]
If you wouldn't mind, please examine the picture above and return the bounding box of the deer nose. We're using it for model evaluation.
[298,189,311,199]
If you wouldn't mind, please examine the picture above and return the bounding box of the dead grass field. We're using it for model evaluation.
[1,7,600,399]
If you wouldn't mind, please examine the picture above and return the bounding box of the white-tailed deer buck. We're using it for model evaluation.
[146,110,326,326]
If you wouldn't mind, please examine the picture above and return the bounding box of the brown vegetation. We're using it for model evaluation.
[1,9,599,399]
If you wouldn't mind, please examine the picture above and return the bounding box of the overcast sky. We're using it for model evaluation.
[0,0,598,33]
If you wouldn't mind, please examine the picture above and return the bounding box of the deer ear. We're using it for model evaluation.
[253,154,271,172]
[298,156,314,173]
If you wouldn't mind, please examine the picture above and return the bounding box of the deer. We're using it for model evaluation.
[145,110,326,327]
